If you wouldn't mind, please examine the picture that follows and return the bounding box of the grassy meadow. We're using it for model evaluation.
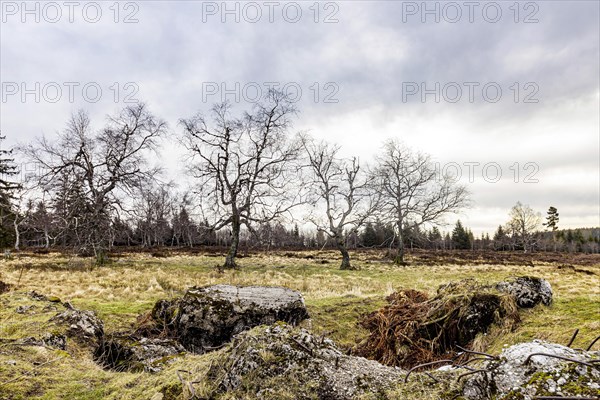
[0,249,598,399]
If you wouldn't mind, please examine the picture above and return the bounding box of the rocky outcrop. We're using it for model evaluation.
[94,335,185,373]
[163,285,310,353]
[50,305,104,345]
[206,324,405,399]
[463,340,600,399]
[496,276,553,308]
[22,333,67,350]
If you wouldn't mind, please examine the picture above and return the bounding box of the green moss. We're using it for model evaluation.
[522,364,600,398]
[500,389,526,399]
[306,295,385,350]
[527,371,553,385]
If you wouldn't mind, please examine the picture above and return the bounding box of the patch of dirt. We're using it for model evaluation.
[556,264,597,275]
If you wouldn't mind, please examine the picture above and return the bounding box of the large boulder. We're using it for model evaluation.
[496,276,553,308]
[205,324,405,399]
[165,285,309,353]
[463,340,600,399]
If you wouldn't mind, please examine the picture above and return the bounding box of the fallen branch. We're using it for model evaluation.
[525,353,598,369]
[586,334,600,351]
[404,359,453,383]
[455,344,498,360]
[566,329,579,348]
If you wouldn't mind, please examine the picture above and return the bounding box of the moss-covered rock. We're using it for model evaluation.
[94,335,185,373]
[50,305,104,346]
[203,324,405,399]
[151,285,310,353]
[496,277,553,308]
[462,340,600,399]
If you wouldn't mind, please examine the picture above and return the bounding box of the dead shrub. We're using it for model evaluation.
[356,279,520,368]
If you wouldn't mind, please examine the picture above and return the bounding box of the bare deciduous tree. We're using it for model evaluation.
[19,104,166,262]
[372,139,470,264]
[301,135,379,270]
[133,183,174,247]
[506,201,541,252]
[180,90,304,269]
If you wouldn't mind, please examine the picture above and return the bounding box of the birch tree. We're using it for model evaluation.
[301,135,379,270]
[372,139,469,264]
[180,90,303,269]
[19,104,166,262]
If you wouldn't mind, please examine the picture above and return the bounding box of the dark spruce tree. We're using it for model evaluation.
[451,220,471,250]
[361,222,378,247]
[0,134,21,248]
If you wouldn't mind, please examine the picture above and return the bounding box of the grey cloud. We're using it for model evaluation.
[0,0,597,233]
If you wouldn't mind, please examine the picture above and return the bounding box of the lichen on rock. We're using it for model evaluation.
[462,340,600,399]
[50,306,104,345]
[153,285,310,353]
[496,277,553,308]
[204,323,405,399]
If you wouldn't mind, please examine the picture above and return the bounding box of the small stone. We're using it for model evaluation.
[42,333,67,350]
[15,305,33,314]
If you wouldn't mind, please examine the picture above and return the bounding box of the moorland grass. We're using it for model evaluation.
[0,249,598,399]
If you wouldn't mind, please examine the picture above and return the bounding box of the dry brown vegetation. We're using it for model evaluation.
[356,282,521,368]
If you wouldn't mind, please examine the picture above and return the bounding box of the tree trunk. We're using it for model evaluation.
[395,220,405,265]
[337,238,354,270]
[93,243,108,265]
[43,227,50,249]
[13,218,20,251]
[223,218,240,270]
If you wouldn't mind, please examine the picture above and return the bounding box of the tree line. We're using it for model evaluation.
[1,91,596,269]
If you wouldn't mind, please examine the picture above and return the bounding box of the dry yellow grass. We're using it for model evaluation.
[0,249,598,399]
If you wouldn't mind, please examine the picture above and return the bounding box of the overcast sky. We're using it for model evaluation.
[1,0,598,235]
